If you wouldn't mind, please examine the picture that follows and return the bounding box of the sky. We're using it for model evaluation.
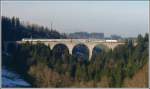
[1,1,149,37]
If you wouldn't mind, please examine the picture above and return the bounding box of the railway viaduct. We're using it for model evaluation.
[3,39,126,59]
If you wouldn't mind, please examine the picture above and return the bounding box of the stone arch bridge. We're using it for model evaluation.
[3,39,126,59]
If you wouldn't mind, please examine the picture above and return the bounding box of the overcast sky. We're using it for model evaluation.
[1,1,149,37]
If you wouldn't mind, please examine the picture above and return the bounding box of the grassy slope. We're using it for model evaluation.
[123,63,148,88]
[70,63,149,88]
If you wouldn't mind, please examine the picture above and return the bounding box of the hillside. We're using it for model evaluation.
[2,16,66,42]
[123,63,148,87]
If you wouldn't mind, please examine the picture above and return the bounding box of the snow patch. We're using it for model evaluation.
[2,68,31,87]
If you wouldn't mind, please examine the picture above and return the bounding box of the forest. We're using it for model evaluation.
[2,16,66,42]
[2,16,149,87]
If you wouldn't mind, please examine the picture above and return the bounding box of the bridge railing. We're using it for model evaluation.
[21,38,125,43]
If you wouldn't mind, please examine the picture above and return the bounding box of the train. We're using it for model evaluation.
[22,38,119,43]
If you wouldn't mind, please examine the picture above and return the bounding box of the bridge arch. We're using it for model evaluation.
[92,44,109,53]
[50,42,76,55]
[52,43,70,60]
[91,44,109,60]
[72,43,89,62]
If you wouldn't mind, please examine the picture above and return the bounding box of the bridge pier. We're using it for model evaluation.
[86,44,95,60]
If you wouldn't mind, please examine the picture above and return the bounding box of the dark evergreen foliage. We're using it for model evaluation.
[2,16,66,42]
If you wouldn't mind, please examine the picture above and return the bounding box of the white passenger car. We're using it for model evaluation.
[105,40,118,42]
